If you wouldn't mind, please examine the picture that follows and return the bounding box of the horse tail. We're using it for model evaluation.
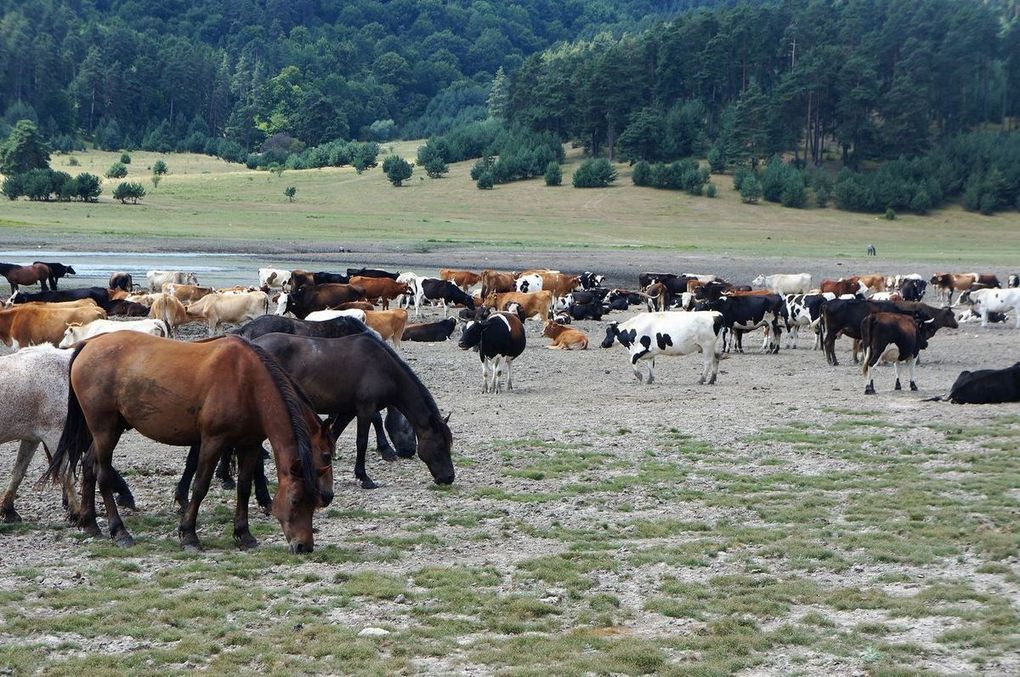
[47,343,92,483]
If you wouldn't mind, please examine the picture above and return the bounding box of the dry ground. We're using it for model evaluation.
[0,272,1018,674]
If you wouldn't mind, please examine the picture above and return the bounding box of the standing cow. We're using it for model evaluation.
[601,311,723,385]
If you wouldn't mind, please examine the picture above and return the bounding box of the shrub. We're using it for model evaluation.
[811,173,833,207]
[707,146,725,173]
[382,155,412,186]
[67,156,80,167]
[572,158,617,188]
[733,165,753,191]
[22,168,55,200]
[284,186,297,202]
[1,174,22,200]
[112,181,146,203]
[780,172,807,208]
[705,182,717,198]
[119,152,131,164]
[471,156,494,181]
[416,141,449,178]
[909,189,932,214]
[544,161,561,186]
[884,207,896,220]
[740,176,761,203]
[476,171,494,189]
[106,162,127,178]
[631,160,651,187]
[152,160,168,175]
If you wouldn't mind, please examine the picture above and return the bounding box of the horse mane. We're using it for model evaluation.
[235,337,318,496]
[361,330,446,431]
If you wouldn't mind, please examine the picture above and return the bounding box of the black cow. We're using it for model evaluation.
[946,362,1020,404]
[702,294,786,354]
[347,267,399,280]
[314,271,350,285]
[458,312,527,393]
[568,301,604,321]
[9,286,111,309]
[579,271,605,290]
[33,261,76,289]
[420,278,475,317]
[109,272,133,291]
[106,299,150,316]
[821,299,957,366]
[606,289,646,307]
[899,278,927,302]
[638,272,676,289]
[402,318,457,342]
[565,289,609,306]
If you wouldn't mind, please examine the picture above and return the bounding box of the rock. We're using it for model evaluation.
[358,627,390,637]
[394,594,407,604]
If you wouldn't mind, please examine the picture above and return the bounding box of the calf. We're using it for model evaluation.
[419,278,475,317]
[702,294,786,354]
[149,293,188,337]
[946,362,1020,404]
[601,311,723,384]
[543,322,588,350]
[964,288,1020,327]
[402,318,457,342]
[861,312,936,394]
[396,272,421,309]
[458,312,527,393]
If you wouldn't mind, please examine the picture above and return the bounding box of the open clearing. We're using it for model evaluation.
[0,262,1018,674]
[2,147,1019,265]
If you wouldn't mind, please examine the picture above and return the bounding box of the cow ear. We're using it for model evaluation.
[443,413,451,424]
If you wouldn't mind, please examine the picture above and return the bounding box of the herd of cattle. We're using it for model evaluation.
[0,260,1018,404]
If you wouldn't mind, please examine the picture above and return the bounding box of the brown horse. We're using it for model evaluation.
[49,333,336,553]
[2,263,50,293]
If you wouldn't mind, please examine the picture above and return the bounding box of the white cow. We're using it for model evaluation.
[147,270,198,292]
[515,273,544,294]
[259,267,291,290]
[305,308,367,322]
[967,288,1020,328]
[601,311,723,384]
[58,318,169,348]
[396,272,422,310]
[185,291,269,335]
[752,273,812,294]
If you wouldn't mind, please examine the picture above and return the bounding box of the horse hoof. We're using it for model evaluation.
[378,447,398,463]
[113,533,135,548]
[1,508,21,524]
[258,500,273,516]
[360,479,378,490]
[235,533,259,550]
[182,543,201,553]
[116,494,136,510]
[220,479,236,490]
[82,522,102,537]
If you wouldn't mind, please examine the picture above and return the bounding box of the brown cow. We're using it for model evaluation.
[855,274,886,294]
[930,273,1000,303]
[284,284,366,318]
[288,269,316,291]
[349,276,409,310]
[164,283,215,304]
[149,293,188,337]
[15,299,99,310]
[646,282,669,311]
[542,273,581,299]
[480,270,518,298]
[861,312,938,394]
[543,322,588,350]
[820,278,862,296]
[440,269,481,291]
[364,309,408,347]
[0,304,106,347]
[336,301,375,312]
[483,291,553,323]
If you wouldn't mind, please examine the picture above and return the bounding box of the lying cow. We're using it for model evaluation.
[944,363,1020,404]
[0,304,107,348]
[543,322,588,350]
[59,318,169,347]
[402,318,457,342]
[601,311,723,384]
[962,288,1020,328]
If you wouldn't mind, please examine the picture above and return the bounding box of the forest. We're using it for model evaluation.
[1,0,1019,214]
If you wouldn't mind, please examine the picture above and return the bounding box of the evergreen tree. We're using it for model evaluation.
[0,120,50,175]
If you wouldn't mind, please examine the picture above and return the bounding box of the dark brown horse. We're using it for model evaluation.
[49,333,336,553]
[1,263,50,293]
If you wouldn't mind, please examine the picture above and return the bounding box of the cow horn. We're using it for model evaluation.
[443,413,451,424]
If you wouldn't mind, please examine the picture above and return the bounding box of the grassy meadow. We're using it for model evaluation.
[0,145,1015,264]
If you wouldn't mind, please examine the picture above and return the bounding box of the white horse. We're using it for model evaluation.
[0,345,133,522]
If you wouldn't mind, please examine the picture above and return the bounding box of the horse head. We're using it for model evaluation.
[417,412,454,485]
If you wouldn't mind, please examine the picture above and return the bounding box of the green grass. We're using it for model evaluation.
[0,146,1014,262]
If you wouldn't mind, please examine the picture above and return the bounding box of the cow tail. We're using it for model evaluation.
[46,344,92,484]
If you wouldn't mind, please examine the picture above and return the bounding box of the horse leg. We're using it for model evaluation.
[372,410,397,462]
[91,428,132,547]
[253,446,273,515]
[110,465,136,509]
[0,440,39,523]
[216,447,236,490]
[179,438,226,550]
[232,445,259,550]
[354,413,377,489]
[175,443,200,513]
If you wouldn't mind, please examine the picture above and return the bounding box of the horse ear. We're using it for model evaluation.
[322,415,339,444]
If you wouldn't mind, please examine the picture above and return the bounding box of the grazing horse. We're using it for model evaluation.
[0,346,132,523]
[49,333,336,553]
[249,333,455,489]
[2,263,51,293]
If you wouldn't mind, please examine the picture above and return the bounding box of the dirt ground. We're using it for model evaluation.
[1,248,1018,674]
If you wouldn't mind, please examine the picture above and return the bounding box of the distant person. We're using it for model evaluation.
[866,244,877,256]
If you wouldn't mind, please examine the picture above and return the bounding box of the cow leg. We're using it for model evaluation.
[354,413,377,489]
[894,360,902,390]
[0,440,39,523]
[909,356,918,391]
[505,357,514,391]
[980,306,989,328]
[481,359,490,393]
[371,410,397,462]
[442,300,448,318]
[646,357,655,384]
[494,356,505,393]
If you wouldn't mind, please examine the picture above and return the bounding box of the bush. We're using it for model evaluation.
[572,158,617,188]
[112,182,146,204]
[780,173,807,208]
[382,155,412,186]
[22,168,55,200]
[67,156,80,167]
[707,146,725,173]
[706,182,717,198]
[120,152,131,164]
[733,165,753,191]
[476,171,494,189]
[632,160,651,187]
[152,159,168,175]
[416,141,449,178]
[1,174,22,200]
[740,176,761,203]
[884,207,896,220]
[471,156,494,181]
[811,173,832,207]
[284,186,297,202]
[544,161,561,186]
[106,162,128,179]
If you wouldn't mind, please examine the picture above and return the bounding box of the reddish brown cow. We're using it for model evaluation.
[480,270,518,298]
[284,284,366,318]
[440,269,481,291]
[820,278,862,296]
[349,276,408,310]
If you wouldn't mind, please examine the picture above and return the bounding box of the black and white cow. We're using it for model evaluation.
[579,271,605,290]
[701,294,786,354]
[601,311,724,385]
[899,277,927,302]
[783,292,834,349]
[419,278,475,318]
[945,362,1020,404]
[458,312,527,393]
[402,318,457,342]
[1008,274,1019,288]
